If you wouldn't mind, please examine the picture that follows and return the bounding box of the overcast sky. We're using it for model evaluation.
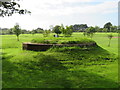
[0,0,118,30]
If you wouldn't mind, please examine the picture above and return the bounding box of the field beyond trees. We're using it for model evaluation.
[1,32,118,88]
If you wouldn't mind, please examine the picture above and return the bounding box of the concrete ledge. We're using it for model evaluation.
[23,42,97,51]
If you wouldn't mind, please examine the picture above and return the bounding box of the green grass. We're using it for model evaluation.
[31,36,95,44]
[1,32,118,88]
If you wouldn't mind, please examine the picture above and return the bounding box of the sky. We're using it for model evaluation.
[0,0,119,30]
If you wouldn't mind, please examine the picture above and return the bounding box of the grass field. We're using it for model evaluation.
[1,32,118,88]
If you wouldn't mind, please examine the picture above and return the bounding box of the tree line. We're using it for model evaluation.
[0,22,119,35]
[0,27,44,35]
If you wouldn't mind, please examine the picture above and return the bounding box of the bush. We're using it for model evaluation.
[84,27,96,38]
[53,25,61,35]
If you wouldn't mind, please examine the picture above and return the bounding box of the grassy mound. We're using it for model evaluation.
[2,33,118,88]
[2,46,118,88]
[31,37,95,44]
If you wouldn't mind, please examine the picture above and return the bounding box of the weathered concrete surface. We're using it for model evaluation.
[23,42,97,51]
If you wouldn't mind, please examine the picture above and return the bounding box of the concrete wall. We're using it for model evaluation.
[23,42,97,51]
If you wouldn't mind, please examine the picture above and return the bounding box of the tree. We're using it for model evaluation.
[107,34,113,47]
[110,26,118,32]
[31,31,35,35]
[69,25,74,31]
[102,28,108,32]
[53,25,61,36]
[104,22,112,32]
[35,28,44,33]
[49,25,53,31]
[94,26,100,32]
[65,26,73,36]
[59,24,65,35]
[0,0,31,17]
[13,23,21,41]
[43,30,51,37]
[31,30,36,35]
[85,26,96,39]
[7,28,14,34]
[96,28,103,32]
[59,24,73,37]
[21,29,28,34]
[72,24,88,32]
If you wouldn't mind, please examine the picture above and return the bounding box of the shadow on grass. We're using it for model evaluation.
[2,53,14,60]
[48,45,110,55]
[21,54,67,71]
[47,46,117,66]
[2,52,118,88]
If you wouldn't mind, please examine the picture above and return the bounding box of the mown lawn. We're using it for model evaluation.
[1,32,118,88]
